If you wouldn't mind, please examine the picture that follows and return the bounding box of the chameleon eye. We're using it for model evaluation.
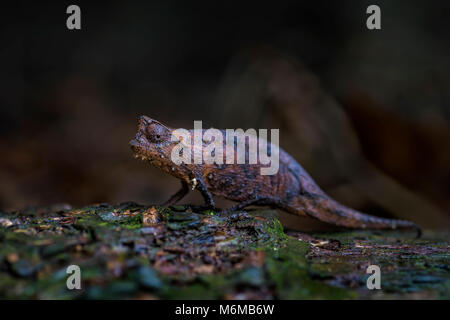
[145,124,167,143]
[145,126,154,139]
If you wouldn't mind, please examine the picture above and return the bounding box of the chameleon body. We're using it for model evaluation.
[130,116,420,235]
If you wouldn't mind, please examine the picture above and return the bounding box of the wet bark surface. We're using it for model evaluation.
[0,203,448,299]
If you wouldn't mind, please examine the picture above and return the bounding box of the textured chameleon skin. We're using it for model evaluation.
[130,116,420,234]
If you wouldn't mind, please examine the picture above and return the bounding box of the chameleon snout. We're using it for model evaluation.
[129,139,141,152]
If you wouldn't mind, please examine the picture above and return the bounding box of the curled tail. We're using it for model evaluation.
[292,192,422,237]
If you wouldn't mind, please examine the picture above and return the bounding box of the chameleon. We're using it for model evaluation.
[130,115,421,236]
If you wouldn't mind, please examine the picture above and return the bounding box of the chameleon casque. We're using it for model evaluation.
[130,116,420,235]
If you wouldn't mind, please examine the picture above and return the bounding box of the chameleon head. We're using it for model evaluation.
[129,115,173,165]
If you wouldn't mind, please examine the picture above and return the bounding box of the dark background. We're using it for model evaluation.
[1,0,449,229]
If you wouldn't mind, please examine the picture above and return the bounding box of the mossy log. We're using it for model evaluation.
[0,203,448,299]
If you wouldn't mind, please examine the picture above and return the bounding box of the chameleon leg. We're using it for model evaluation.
[196,177,216,209]
[161,181,189,207]
[183,177,220,212]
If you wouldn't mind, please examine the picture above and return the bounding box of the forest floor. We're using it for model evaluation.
[0,202,448,299]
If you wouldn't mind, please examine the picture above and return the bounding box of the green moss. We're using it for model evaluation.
[264,238,355,299]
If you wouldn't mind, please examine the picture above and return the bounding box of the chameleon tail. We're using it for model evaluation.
[294,193,422,237]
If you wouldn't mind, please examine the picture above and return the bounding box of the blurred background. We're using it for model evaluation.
[1,0,449,230]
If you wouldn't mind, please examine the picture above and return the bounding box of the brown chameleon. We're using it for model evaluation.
[130,116,420,236]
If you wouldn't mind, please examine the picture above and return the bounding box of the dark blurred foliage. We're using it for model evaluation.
[0,1,449,229]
